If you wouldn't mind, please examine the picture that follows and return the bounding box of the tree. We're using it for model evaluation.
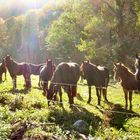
[45,0,94,62]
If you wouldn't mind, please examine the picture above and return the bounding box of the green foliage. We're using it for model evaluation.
[46,0,94,62]
[0,123,11,140]
[0,0,140,67]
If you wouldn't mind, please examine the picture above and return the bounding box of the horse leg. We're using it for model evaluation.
[27,76,31,89]
[67,86,73,107]
[23,73,31,89]
[96,87,101,105]
[99,87,102,101]
[38,76,41,87]
[72,85,77,97]
[5,71,6,81]
[129,91,133,110]
[103,88,108,102]
[123,88,128,109]
[87,86,91,103]
[12,77,16,90]
[58,86,63,103]
[43,82,48,96]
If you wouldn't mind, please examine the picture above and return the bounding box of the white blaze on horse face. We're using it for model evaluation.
[135,59,139,67]
[113,66,119,81]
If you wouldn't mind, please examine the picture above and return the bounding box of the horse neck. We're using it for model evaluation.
[135,66,140,80]
[119,67,134,82]
[86,63,96,75]
[6,60,16,72]
[47,63,53,75]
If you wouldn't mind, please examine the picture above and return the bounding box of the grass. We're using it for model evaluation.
[0,74,140,139]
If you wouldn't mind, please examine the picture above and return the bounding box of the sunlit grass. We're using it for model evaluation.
[0,73,140,139]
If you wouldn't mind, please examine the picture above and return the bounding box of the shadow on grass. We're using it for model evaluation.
[48,105,101,136]
[32,86,42,90]
[102,103,140,130]
[0,88,30,94]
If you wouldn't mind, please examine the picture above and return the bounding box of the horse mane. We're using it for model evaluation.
[120,63,134,75]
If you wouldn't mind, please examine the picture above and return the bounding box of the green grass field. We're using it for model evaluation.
[0,74,140,139]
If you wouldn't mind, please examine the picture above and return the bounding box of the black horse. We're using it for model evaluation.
[135,54,140,90]
[39,59,55,95]
[0,58,7,82]
[80,60,109,105]
[47,62,80,106]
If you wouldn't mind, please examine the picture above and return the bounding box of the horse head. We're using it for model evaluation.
[5,55,12,66]
[46,59,55,79]
[113,62,123,81]
[80,60,90,79]
[2,57,6,67]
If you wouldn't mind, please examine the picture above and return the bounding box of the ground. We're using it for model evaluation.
[0,74,140,139]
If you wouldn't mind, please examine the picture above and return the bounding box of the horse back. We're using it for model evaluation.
[29,63,44,75]
[14,62,30,76]
[52,62,80,84]
[86,64,109,87]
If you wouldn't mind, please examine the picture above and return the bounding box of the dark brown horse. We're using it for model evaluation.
[47,62,80,107]
[5,55,31,90]
[39,59,55,94]
[135,54,140,90]
[80,61,109,105]
[113,62,139,110]
[0,58,7,82]
[29,63,45,75]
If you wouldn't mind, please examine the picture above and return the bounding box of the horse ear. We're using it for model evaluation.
[113,62,117,66]
[81,61,84,64]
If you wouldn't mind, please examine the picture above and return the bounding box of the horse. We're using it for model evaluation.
[29,63,45,75]
[47,62,80,107]
[4,55,31,90]
[80,61,109,105]
[113,62,139,110]
[135,54,140,90]
[0,58,7,82]
[39,59,55,95]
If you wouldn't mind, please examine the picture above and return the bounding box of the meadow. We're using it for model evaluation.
[0,74,140,140]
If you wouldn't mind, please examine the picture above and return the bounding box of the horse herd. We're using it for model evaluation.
[0,54,140,109]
